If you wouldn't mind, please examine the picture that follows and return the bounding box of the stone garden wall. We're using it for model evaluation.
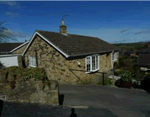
[0,67,59,105]
[24,35,116,85]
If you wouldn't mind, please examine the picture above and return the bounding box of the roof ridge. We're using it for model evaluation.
[36,30,101,39]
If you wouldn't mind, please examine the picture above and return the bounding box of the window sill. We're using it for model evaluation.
[85,69,99,74]
[112,59,117,61]
[29,65,36,68]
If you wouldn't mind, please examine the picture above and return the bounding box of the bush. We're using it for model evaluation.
[98,78,113,85]
[0,61,4,69]
[118,56,125,67]
[0,66,47,83]
[120,71,133,82]
[115,70,126,76]
[22,68,47,81]
[114,62,120,69]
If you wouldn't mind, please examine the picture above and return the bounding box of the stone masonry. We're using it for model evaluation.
[24,35,119,85]
[12,43,28,54]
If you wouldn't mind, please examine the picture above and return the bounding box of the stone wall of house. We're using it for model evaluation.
[24,35,116,85]
[12,44,28,54]
[17,55,23,68]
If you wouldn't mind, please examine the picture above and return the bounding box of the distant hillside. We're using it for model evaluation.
[112,41,150,50]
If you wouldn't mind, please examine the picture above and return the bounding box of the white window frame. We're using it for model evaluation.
[112,51,118,61]
[29,56,36,67]
[85,54,99,73]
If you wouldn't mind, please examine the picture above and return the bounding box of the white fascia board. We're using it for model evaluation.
[10,41,29,53]
[22,32,69,58]
[22,32,37,56]
[0,54,21,57]
[36,32,69,58]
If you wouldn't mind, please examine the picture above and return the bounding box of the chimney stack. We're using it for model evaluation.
[59,19,67,34]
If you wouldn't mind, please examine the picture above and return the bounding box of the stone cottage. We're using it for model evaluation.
[13,19,120,84]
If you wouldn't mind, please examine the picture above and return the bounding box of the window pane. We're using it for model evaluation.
[112,52,114,60]
[29,56,36,66]
[95,56,98,69]
[86,57,91,71]
[29,57,31,65]
[33,57,36,66]
[32,57,35,66]
[115,53,117,60]
[92,56,95,70]
[87,64,90,71]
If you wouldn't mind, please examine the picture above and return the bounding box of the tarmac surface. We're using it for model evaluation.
[1,84,150,117]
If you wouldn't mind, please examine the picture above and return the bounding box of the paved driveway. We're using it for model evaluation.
[59,84,150,117]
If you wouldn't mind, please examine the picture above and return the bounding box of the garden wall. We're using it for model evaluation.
[0,67,59,105]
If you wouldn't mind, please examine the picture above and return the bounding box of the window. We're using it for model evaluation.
[85,55,99,72]
[112,51,118,61]
[29,56,36,67]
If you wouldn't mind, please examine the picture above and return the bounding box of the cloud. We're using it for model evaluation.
[5,12,19,17]
[0,1,18,6]
[134,30,150,35]
[1,28,28,38]
[120,28,130,33]
[13,32,28,38]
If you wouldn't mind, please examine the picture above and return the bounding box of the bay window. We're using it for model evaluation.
[85,55,99,72]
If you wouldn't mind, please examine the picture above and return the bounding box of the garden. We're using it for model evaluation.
[97,55,150,90]
[113,55,150,90]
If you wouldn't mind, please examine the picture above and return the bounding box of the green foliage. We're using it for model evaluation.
[115,70,126,76]
[0,61,4,69]
[0,66,47,82]
[118,56,125,67]
[114,62,120,69]
[98,78,113,85]
[120,71,133,82]
[22,68,47,81]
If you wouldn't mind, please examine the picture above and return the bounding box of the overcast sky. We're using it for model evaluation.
[0,1,150,43]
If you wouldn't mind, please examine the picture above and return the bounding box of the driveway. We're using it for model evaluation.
[59,84,150,117]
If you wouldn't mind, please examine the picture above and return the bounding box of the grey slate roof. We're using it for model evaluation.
[137,54,150,67]
[0,43,24,54]
[36,30,120,56]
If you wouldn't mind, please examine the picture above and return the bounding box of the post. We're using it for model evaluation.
[102,73,105,85]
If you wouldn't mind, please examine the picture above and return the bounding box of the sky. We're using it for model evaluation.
[0,1,150,44]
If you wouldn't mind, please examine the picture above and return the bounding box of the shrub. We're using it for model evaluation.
[0,66,47,83]
[118,56,125,67]
[21,68,47,81]
[115,70,126,76]
[0,61,4,69]
[120,71,133,82]
[114,62,120,69]
[98,78,113,85]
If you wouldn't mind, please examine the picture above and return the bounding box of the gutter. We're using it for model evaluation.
[67,49,120,58]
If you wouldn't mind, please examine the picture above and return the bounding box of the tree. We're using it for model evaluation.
[0,21,17,42]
